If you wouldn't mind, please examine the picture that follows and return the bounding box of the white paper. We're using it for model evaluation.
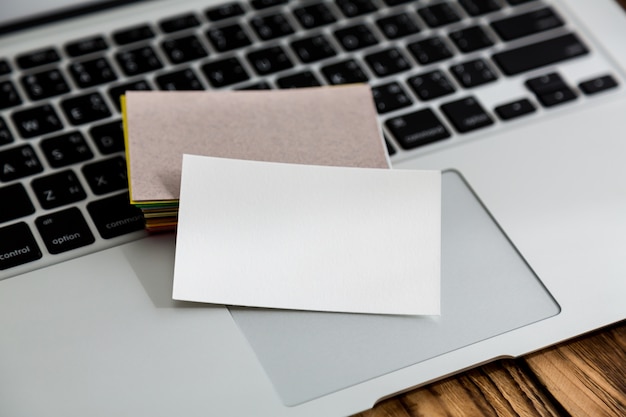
[173,155,441,315]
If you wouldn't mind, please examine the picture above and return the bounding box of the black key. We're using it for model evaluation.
[385,109,450,149]
[290,35,336,63]
[0,183,35,223]
[159,13,200,33]
[206,24,252,52]
[449,25,494,53]
[525,73,577,107]
[161,35,208,64]
[65,35,108,57]
[384,136,396,156]
[493,34,589,76]
[491,8,564,42]
[156,68,204,90]
[0,145,43,181]
[115,46,163,76]
[250,13,294,40]
[336,0,378,17]
[12,104,63,138]
[109,80,151,111]
[365,48,411,77]
[68,57,117,88]
[251,0,288,9]
[407,36,454,65]
[0,59,12,75]
[112,24,155,45]
[0,80,22,110]
[0,118,13,146]
[61,92,111,125]
[87,193,145,239]
[89,120,125,155]
[31,169,87,209]
[0,222,42,270]
[21,69,70,100]
[334,24,378,51]
[506,0,535,5]
[371,82,412,114]
[376,13,421,40]
[82,156,128,195]
[293,3,337,28]
[321,59,368,85]
[579,75,619,96]
[237,81,272,90]
[408,70,456,101]
[246,46,293,75]
[206,2,245,21]
[494,98,536,120]
[201,57,250,87]
[418,3,461,28]
[276,71,321,88]
[36,207,95,254]
[450,59,498,88]
[440,96,494,133]
[40,131,93,168]
[16,48,60,69]
[383,0,415,5]
[457,0,501,16]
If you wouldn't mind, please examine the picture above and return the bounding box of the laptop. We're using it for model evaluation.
[1,0,625,415]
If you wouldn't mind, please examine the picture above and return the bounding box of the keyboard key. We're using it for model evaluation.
[109,80,151,111]
[290,35,336,63]
[159,13,200,33]
[506,0,535,4]
[293,3,337,28]
[336,0,378,17]
[40,131,94,168]
[36,207,95,254]
[407,36,454,65]
[494,98,536,120]
[12,104,63,138]
[418,3,461,28]
[450,59,498,88]
[0,80,22,110]
[237,81,272,90]
[579,74,618,95]
[87,193,145,239]
[458,0,501,16]
[250,13,294,40]
[491,7,564,42]
[61,92,111,125]
[65,35,108,57]
[251,0,288,9]
[206,24,252,52]
[68,57,117,88]
[201,57,250,87]
[334,24,378,51]
[0,118,13,146]
[0,145,43,181]
[365,48,410,77]
[205,2,245,21]
[525,72,577,107]
[112,24,155,45]
[371,82,412,114]
[89,120,125,154]
[161,35,208,64]
[31,169,87,209]
[386,109,450,149]
[156,68,204,90]
[0,183,35,223]
[440,96,494,133]
[115,46,163,76]
[82,156,128,195]
[276,71,321,88]
[449,25,494,53]
[376,12,421,39]
[0,59,12,75]
[247,45,293,75]
[384,136,396,156]
[492,33,589,76]
[16,48,60,69]
[0,222,42,270]
[408,70,456,101]
[321,59,368,85]
[21,69,71,100]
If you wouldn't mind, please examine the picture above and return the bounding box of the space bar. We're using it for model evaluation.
[492,33,589,76]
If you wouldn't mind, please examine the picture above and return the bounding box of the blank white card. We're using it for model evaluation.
[173,154,441,315]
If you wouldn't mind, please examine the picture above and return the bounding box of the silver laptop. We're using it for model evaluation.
[1,0,625,415]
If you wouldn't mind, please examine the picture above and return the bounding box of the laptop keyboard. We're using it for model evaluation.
[0,0,621,278]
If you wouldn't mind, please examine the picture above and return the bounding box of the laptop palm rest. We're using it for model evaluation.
[229,170,560,406]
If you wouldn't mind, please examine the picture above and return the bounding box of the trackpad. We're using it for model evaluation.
[229,170,559,406]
